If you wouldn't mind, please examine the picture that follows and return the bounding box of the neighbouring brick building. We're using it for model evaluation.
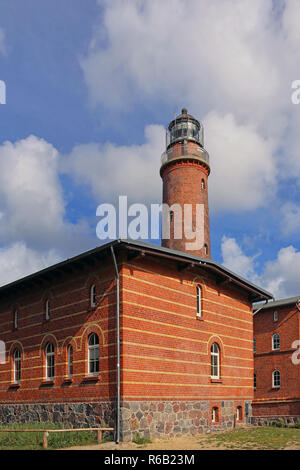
[0,108,276,441]
[252,297,300,426]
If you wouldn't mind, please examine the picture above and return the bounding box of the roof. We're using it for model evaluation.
[253,295,300,313]
[168,108,200,130]
[0,239,273,302]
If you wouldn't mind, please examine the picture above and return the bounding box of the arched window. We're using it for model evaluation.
[67,344,73,378]
[272,333,280,351]
[201,179,205,190]
[211,407,219,423]
[45,300,50,321]
[45,343,55,380]
[211,343,220,379]
[236,406,243,421]
[13,348,21,383]
[196,285,202,317]
[254,373,257,390]
[253,337,256,354]
[14,310,18,329]
[90,285,96,307]
[88,333,99,376]
[204,244,208,256]
[273,370,280,388]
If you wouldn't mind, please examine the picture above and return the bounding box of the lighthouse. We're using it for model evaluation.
[160,108,211,258]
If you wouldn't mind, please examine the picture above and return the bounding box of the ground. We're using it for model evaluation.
[61,427,300,451]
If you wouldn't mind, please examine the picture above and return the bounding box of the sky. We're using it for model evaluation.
[1,0,300,299]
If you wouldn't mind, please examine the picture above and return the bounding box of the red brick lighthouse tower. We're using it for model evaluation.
[160,108,211,258]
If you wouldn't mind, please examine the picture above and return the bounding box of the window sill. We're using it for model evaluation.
[196,316,204,321]
[40,380,55,387]
[81,375,99,383]
[9,383,20,389]
[210,378,222,384]
[272,386,280,390]
[62,378,73,385]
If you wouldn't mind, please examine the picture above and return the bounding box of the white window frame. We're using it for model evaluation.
[236,406,242,421]
[90,285,96,307]
[211,343,220,379]
[67,344,73,378]
[45,343,55,380]
[196,285,202,317]
[272,333,280,351]
[13,348,21,383]
[272,370,280,388]
[88,333,99,376]
[212,407,218,423]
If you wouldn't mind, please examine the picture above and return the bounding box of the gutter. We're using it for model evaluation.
[253,301,269,316]
[199,261,273,302]
[110,246,120,444]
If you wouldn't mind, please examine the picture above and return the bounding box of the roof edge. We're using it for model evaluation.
[0,238,273,302]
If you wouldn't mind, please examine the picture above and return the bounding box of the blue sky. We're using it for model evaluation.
[1,0,300,299]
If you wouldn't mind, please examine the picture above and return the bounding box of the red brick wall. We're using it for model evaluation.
[0,258,117,405]
[120,254,254,409]
[253,306,300,416]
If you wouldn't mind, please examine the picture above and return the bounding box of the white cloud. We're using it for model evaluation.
[257,245,300,299]
[0,28,7,56]
[221,235,256,279]
[221,236,300,299]
[0,242,60,288]
[282,0,300,48]
[279,202,300,236]
[0,135,96,269]
[80,0,300,197]
[205,112,276,210]
[81,0,285,130]
[62,124,164,204]
[0,135,65,248]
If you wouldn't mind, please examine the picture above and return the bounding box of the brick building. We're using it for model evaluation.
[0,108,276,440]
[0,239,272,440]
[252,297,300,425]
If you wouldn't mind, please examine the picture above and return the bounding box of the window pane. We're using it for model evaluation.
[68,346,73,377]
[88,334,99,375]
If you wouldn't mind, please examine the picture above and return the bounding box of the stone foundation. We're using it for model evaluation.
[251,415,300,427]
[120,400,252,442]
[0,400,254,441]
[0,402,116,430]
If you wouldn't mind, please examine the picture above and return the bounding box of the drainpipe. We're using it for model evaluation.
[111,246,120,444]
